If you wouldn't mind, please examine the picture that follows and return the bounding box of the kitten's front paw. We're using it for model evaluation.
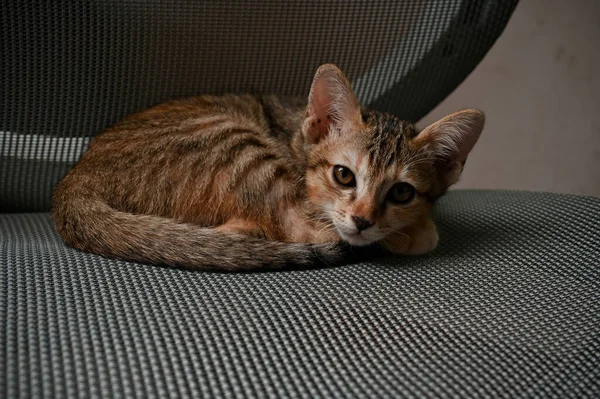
[404,218,439,255]
[380,231,411,255]
[216,218,267,239]
[381,218,439,256]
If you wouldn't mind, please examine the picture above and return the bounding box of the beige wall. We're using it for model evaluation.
[419,0,600,198]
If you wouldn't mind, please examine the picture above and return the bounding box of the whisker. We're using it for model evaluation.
[381,239,394,253]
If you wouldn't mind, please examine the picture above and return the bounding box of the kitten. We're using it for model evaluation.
[52,64,484,271]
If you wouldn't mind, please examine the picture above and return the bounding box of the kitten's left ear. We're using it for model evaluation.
[414,109,485,187]
[303,64,363,144]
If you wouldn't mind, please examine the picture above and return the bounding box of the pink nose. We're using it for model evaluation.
[352,216,374,232]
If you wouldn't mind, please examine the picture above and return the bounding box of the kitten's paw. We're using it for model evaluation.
[217,219,267,239]
[380,231,411,255]
[404,219,439,255]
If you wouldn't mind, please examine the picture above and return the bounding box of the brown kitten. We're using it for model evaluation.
[52,64,484,271]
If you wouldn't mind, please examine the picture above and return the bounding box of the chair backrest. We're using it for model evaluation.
[0,0,518,212]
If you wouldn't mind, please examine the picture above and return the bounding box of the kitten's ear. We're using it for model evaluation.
[414,109,485,187]
[303,64,363,144]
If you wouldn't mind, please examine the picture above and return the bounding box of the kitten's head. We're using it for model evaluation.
[302,64,484,246]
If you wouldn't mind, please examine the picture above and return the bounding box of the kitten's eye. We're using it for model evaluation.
[387,183,415,204]
[333,165,356,187]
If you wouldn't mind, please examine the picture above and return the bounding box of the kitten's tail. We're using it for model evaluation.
[52,188,343,272]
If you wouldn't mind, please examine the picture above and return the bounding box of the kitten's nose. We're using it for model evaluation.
[352,216,374,232]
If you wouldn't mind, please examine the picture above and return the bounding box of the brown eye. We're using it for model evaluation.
[333,165,356,187]
[387,183,415,204]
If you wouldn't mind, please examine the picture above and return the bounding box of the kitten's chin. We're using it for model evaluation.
[338,232,374,247]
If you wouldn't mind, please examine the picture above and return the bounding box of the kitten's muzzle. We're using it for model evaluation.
[352,216,374,232]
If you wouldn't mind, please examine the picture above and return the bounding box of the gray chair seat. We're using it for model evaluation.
[2,190,599,398]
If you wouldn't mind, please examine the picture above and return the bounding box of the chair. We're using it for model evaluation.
[2,1,599,397]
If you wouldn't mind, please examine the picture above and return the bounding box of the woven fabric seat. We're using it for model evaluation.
[2,191,599,397]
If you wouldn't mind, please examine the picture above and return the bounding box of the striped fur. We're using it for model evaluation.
[53,64,484,271]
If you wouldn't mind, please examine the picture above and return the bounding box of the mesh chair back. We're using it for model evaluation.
[0,0,518,211]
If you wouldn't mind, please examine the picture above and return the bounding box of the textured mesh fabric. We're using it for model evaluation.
[0,0,518,211]
[2,191,599,398]
[6,2,596,397]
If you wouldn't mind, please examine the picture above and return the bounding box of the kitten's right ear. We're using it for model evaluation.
[303,64,363,144]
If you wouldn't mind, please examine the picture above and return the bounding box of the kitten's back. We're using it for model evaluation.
[52,94,341,271]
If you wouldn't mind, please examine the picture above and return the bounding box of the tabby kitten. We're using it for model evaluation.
[53,64,484,271]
